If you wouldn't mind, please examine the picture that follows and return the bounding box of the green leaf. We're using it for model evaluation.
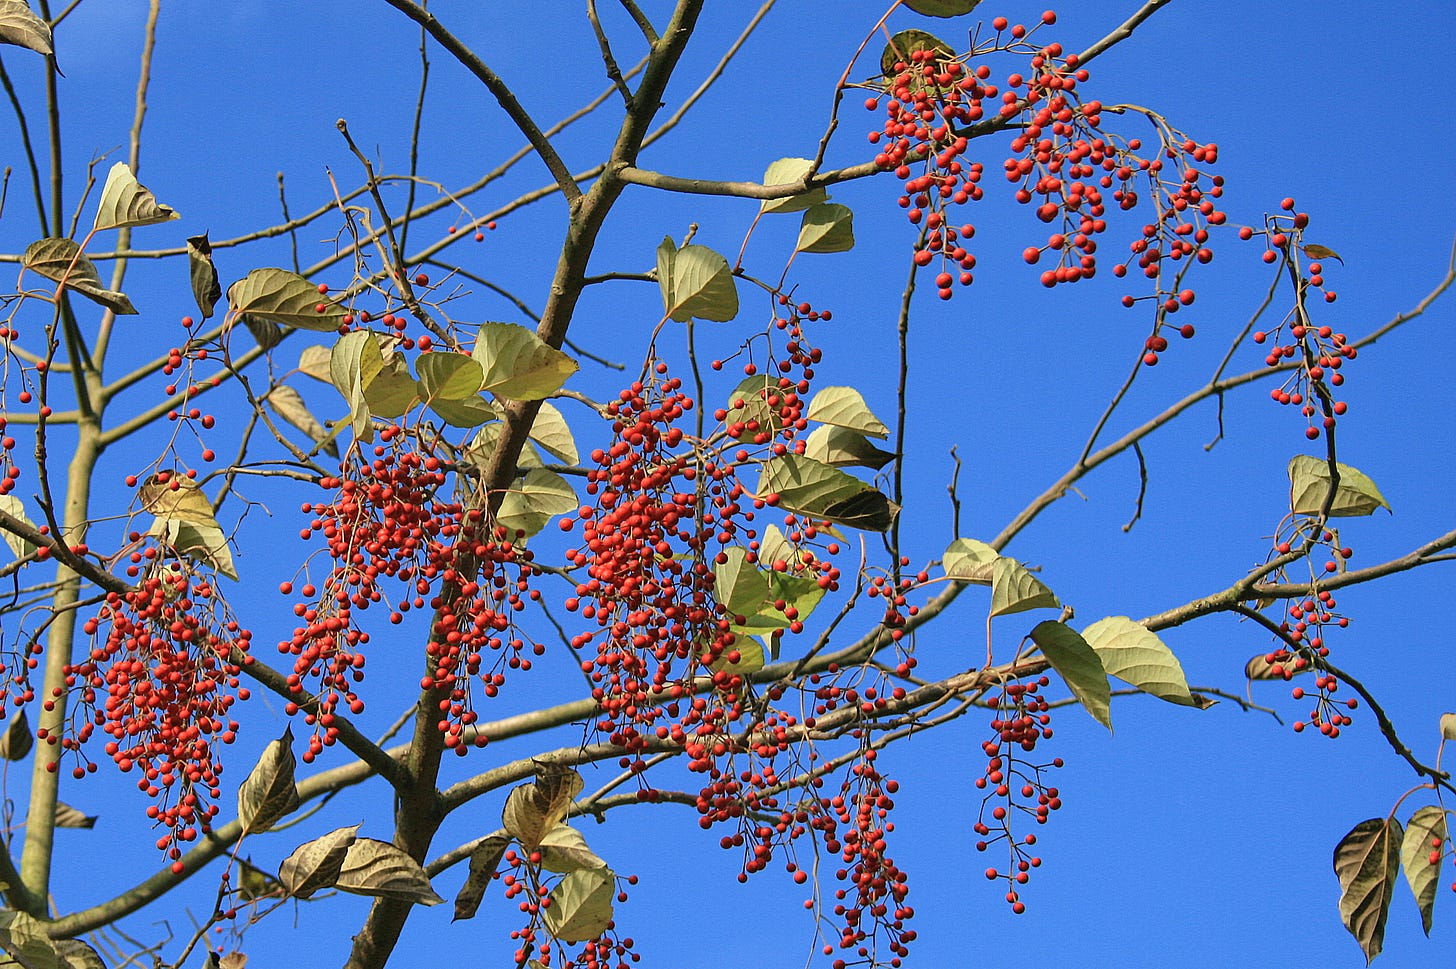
[453,834,511,922]
[942,538,997,584]
[1333,817,1402,964]
[187,234,222,320]
[237,726,299,835]
[1443,712,1456,741]
[1030,620,1113,731]
[806,386,889,438]
[539,824,608,874]
[227,268,344,331]
[989,557,1059,617]
[760,157,827,214]
[758,453,897,531]
[417,351,485,401]
[330,331,417,440]
[904,0,982,16]
[708,634,765,674]
[149,519,238,580]
[496,468,578,538]
[1399,805,1446,936]
[466,422,545,470]
[92,161,179,232]
[1081,616,1197,706]
[0,2,53,57]
[880,29,954,77]
[22,237,137,314]
[803,424,895,470]
[796,202,855,253]
[713,546,772,620]
[472,322,578,400]
[279,824,360,899]
[502,764,583,851]
[334,838,445,906]
[0,910,59,969]
[1288,455,1391,517]
[0,495,37,559]
[725,374,783,436]
[543,867,616,943]
[516,399,578,464]
[429,393,497,430]
[656,237,739,322]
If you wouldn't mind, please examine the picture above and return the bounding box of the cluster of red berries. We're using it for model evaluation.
[68,567,251,864]
[1246,205,1353,440]
[561,364,751,753]
[286,431,539,759]
[499,851,639,969]
[973,677,1064,913]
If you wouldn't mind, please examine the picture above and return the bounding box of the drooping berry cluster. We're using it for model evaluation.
[67,567,251,865]
[499,850,640,969]
[562,364,747,753]
[1244,204,1354,441]
[286,430,539,759]
[973,677,1063,913]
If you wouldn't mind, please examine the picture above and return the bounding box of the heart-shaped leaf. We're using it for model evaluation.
[796,202,855,253]
[1081,616,1196,706]
[942,538,998,584]
[656,237,739,322]
[989,557,1059,617]
[1399,805,1446,936]
[760,157,827,214]
[543,867,616,943]
[472,322,578,400]
[334,838,445,906]
[93,161,180,232]
[758,453,897,531]
[227,268,344,331]
[502,764,584,851]
[1288,455,1390,517]
[806,386,888,438]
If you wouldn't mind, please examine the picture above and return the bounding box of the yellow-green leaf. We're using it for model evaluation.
[806,386,888,438]
[796,202,855,253]
[472,322,577,400]
[880,29,954,76]
[227,268,344,331]
[1399,805,1446,936]
[942,538,997,584]
[496,468,577,538]
[93,161,179,232]
[760,157,827,214]
[1030,620,1112,731]
[1081,616,1196,706]
[0,495,37,559]
[656,237,739,322]
[137,475,217,526]
[803,424,895,470]
[1288,455,1391,517]
[989,557,1059,617]
[543,868,616,943]
[758,453,897,531]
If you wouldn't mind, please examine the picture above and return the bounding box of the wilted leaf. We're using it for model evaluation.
[1399,805,1446,936]
[149,519,237,580]
[1243,651,1312,681]
[335,838,445,906]
[796,202,855,253]
[759,158,827,214]
[496,468,578,538]
[266,385,338,458]
[1301,243,1344,264]
[279,824,359,898]
[187,234,222,320]
[227,268,344,331]
[1030,620,1112,731]
[539,824,608,874]
[0,708,32,760]
[217,954,247,969]
[904,0,981,16]
[453,834,511,922]
[803,424,895,470]
[0,910,58,969]
[54,938,106,969]
[758,453,897,531]
[53,802,97,829]
[1288,455,1391,517]
[298,345,333,383]
[502,764,584,851]
[1333,817,1402,964]
[989,557,1059,617]
[880,29,954,76]
[656,237,739,322]
[942,537,998,584]
[0,495,37,559]
[0,1,52,56]
[93,161,179,232]
[22,237,137,314]
[472,323,578,401]
[1081,616,1196,706]
[137,474,216,525]
[238,726,298,834]
[807,386,888,438]
[543,867,616,943]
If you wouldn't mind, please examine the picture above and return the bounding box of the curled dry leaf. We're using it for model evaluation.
[237,725,299,834]
[266,385,339,458]
[0,1,53,57]
[0,707,33,760]
[279,824,360,898]
[334,838,445,906]
[453,833,511,922]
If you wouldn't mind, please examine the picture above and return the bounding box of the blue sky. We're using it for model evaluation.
[1,1,1454,966]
